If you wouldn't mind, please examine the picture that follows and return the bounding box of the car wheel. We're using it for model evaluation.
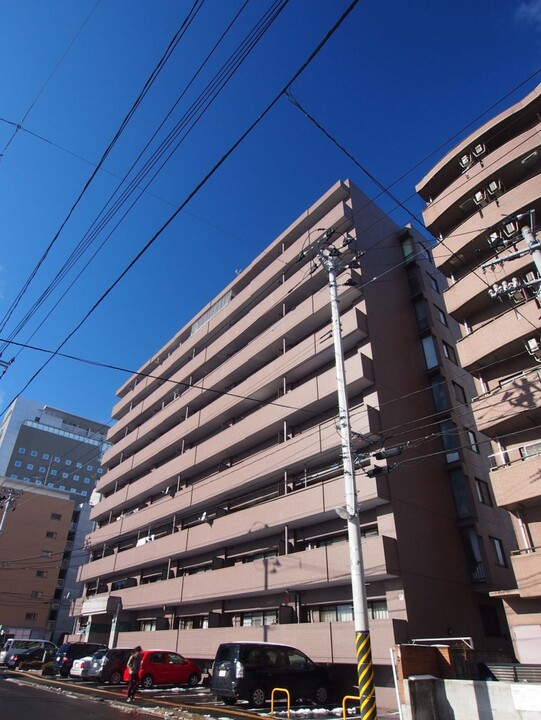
[60,670,69,678]
[141,674,154,689]
[221,697,237,705]
[109,670,122,685]
[187,672,199,687]
[249,686,266,708]
[313,684,329,704]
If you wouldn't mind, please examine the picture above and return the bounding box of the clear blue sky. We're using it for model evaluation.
[0,0,539,427]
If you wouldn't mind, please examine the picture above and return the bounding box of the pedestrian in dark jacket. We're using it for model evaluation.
[126,646,142,702]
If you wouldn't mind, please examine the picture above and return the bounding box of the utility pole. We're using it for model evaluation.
[314,229,377,720]
[0,486,23,536]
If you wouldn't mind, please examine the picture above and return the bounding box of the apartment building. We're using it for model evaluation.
[0,397,109,642]
[416,84,541,663]
[76,180,516,706]
[0,477,74,643]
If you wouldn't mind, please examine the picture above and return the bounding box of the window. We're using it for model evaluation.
[39,466,46,473]
[413,299,430,331]
[25,613,37,620]
[367,600,388,620]
[30,591,43,599]
[428,273,439,292]
[65,459,72,466]
[59,485,65,490]
[43,453,49,460]
[81,491,88,496]
[430,376,450,412]
[84,477,90,484]
[18,448,26,454]
[87,465,93,472]
[320,604,353,622]
[401,236,414,260]
[46,531,57,539]
[475,478,493,506]
[76,463,83,469]
[139,620,156,632]
[442,341,458,364]
[62,472,68,479]
[435,305,448,326]
[406,266,422,296]
[479,604,502,637]
[30,450,38,457]
[36,570,48,578]
[452,382,467,404]
[97,468,104,475]
[26,464,34,471]
[467,429,480,453]
[490,537,507,566]
[241,610,278,626]
[73,475,79,481]
[14,460,21,467]
[449,469,475,519]
[422,335,439,369]
[50,469,57,476]
[41,550,52,558]
[54,456,60,463]
[50,513,61,520]
[440,420,460,463]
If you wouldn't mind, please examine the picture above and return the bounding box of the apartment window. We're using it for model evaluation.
[475,478,493,506]
[62,473,68,479]
[428,273,439,292]
[368,600,388,620]
[435,306,448,326]
[406,266,422,296]
[73,475,79,481]
[76,463,83,468]
[50,469,57,476]
[449,469,475,519]
[36,570,48,578]
[54,456,60,463]
[30,450,38,457]
[401,236,414,260]
[84,477,90,484]
[30,591,43,599]
[97,468,104,475]
[241,610,278,626]
[479,604,502,637]
[320,604,353,623]
[27,464,34,471]
[41,550,52,558]
[442,341,458,364]
[440,420,460,463]
[490,537,507,567]
[14,460,21,467]
[413,299,430,331]
[452,381,467,404]
[59,485,65,490]
[139,620,156,632]
[65,459,72,466]
[467,429,480,453]
[81,491,88,496]
[87,465,93,472]
[50,513,61,520]
[25,613,37,620]
[43,453,49,460]
[430,376,450,412]
[46,531,57,539]
[422,335,439,370]
[18,448,26,454]
[39,466,46,473]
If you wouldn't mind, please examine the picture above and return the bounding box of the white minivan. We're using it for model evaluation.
[0,638,55,664]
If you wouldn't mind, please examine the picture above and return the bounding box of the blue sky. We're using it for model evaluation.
[0,0,539,427]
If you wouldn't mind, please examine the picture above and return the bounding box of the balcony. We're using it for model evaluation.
[112,618,409,666]
[511,548,541,598]
[457,299,541,371]
[472,371,541,436]
[489,452,541,509]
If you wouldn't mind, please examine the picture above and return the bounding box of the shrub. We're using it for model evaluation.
[18,660,43,671]
[41,662,56,676]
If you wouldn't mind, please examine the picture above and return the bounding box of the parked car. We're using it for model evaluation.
[0,639,56,665]
[88,648,132,684]
[122,650,201,689]
[70,655,95,679]
[5,645,56,669]
[53,642,107,678]
[211,641,331,708]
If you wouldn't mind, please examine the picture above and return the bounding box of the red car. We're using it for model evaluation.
[123,650,201,689]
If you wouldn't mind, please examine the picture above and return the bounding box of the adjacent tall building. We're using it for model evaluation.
[76,180,516,706]
[417,84,541,663]
[0,398,109,642]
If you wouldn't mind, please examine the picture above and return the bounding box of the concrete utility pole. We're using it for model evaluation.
[0,487,23,536]
[314,229,378,720]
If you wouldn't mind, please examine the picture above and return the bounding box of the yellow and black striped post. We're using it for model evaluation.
[356,630,377,719]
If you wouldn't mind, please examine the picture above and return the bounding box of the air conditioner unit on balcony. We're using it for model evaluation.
[459,153,472,170]
[473,190,488,207]
[487,179,503,198]
[487,232,504,250]
[472,143,486,158]
[525,337,541,362]
[502,220,520,238]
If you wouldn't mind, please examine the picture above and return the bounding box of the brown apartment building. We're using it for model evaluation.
[74,179,516,706]
[417,84,541,663]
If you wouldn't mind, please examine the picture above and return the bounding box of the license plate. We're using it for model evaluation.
[218,669,226,676]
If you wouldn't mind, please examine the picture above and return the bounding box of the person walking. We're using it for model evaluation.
[126,646,142,703]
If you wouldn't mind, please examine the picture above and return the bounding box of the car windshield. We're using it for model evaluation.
[92,650,107,660]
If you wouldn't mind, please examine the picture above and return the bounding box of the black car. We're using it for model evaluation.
[87,647,132,684]
[211,641,332,708]
[5,646,55,669]
[53,642,107,677]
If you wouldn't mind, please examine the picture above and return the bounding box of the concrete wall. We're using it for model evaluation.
[403,677,541,720]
